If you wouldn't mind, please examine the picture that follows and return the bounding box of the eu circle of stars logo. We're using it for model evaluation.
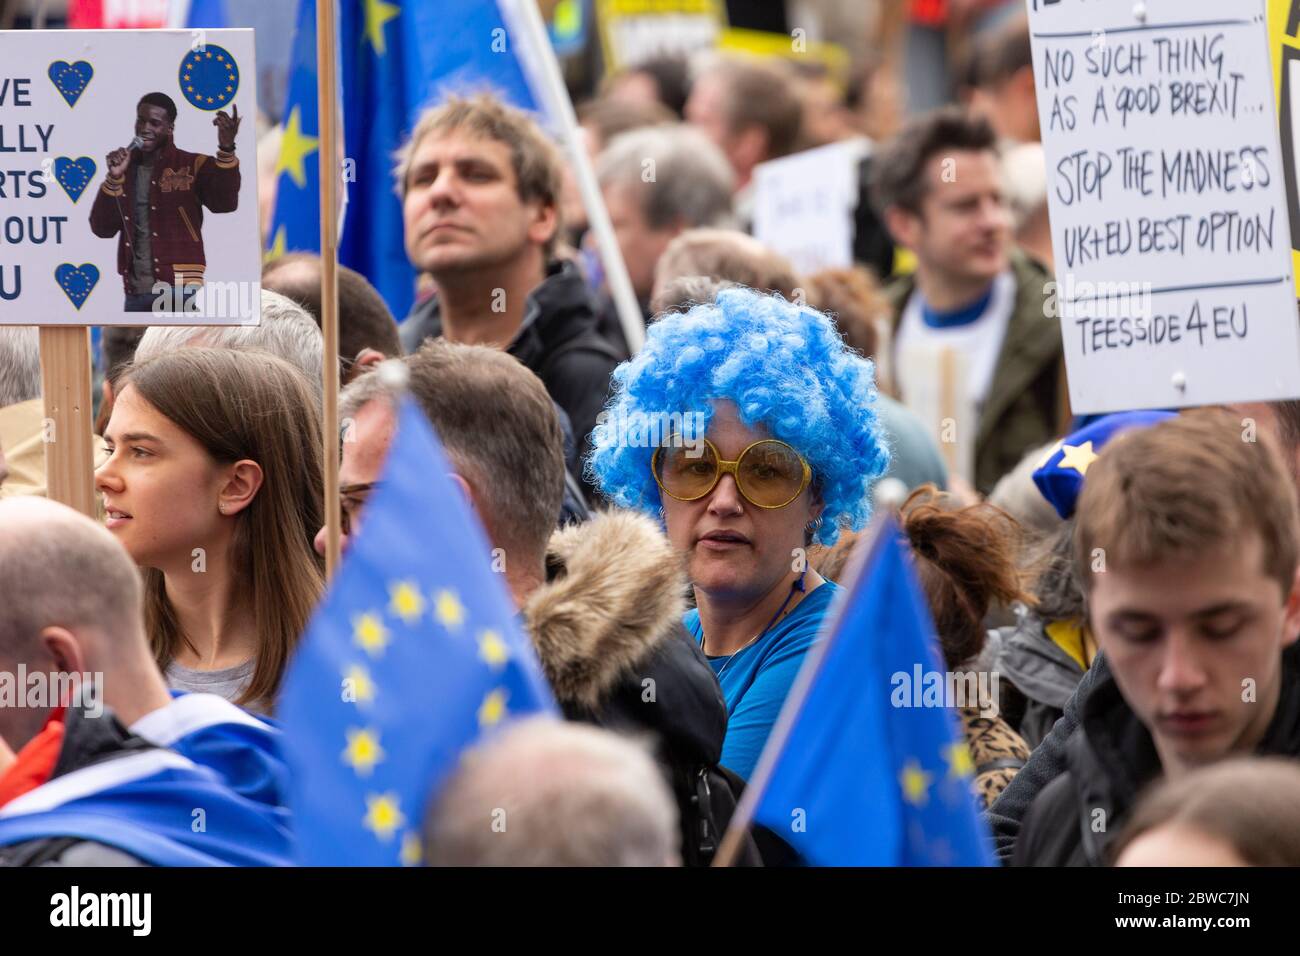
[178,44,240,111]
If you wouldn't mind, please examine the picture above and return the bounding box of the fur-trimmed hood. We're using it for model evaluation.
[521,510,726,766]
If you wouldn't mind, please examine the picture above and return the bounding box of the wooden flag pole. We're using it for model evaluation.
[712,515,889,867]
[39,326,95,518]
[317,0,342,578]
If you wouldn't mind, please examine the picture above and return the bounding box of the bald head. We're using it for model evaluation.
[0,499,170,747]
[0,497,144,664]
[424,717,680,866]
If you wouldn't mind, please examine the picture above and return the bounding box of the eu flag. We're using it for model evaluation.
[278,397,556,866]
[267,0,544,322]
[749,519,996,866]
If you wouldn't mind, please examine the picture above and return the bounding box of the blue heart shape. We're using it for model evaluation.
[48,60,93,108]
[53,156,96,204]
[54,263,99,311]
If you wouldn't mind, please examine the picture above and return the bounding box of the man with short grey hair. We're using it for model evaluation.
[131,289,323,405]
[0,327,44,498]
[424,717,680,866]
[594,124,734,352]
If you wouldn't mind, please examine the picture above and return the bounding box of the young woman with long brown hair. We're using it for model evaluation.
[95,347,324,713]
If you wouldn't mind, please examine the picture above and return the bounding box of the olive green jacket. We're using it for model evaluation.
[882,251,1069,494]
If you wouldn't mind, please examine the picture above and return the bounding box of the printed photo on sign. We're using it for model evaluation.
[0,29,260,326]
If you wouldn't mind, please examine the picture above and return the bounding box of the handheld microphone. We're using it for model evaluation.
[129,136,143,151]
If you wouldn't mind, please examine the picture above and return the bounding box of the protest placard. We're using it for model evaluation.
[752,138,868,276]
[595,0,725,74]
[1029,0,1300,412]
[0,28,260,326]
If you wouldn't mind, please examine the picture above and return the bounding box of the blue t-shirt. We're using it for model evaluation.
[685,581,842,781]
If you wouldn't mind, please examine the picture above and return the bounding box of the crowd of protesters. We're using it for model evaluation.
[5,5,1300,869]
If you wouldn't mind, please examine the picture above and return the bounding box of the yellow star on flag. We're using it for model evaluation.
[343,663,376,706]
[389,580,425,625]
[274,106,320,190]
[943,742,974,779]
[434,588,466,631]
[342,727,385,776]
[363,792,405,841]
[264,225,287,265]
[352,612,390,657]
[900,759,933,806]
[478,688,508,728]
[365,0,401,56]
[478,629,510,670]
[1058,440,1099,477]
[400,831,423,867]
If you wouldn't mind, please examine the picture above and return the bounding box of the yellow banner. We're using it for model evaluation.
[1268,0,1300,293]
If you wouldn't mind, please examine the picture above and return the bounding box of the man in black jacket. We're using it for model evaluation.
[1012,409,1300,865]
[395,94,619,500]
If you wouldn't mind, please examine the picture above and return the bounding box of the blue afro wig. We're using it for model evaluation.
[585,288,891,546]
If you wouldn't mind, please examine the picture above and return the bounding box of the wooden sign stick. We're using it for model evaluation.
[38,325,96,517]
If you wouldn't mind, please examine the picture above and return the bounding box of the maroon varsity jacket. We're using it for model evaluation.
[89,141,240,293]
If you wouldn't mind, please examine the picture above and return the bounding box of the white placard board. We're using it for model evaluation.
[0,29,260,326]
[1028,0,1300,412]
[752,138,868,277]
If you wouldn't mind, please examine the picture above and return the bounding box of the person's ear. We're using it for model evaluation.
[1012,66,1037,103]
[217,459,265,517]
[346,348,387,384]
[732,125,769,172]
[447,472,484,527]
[41,625,88,678]
[884,205,922,249]
[1282,566,1300,648]
[528,201,559,250]
[0,733,15,777]
[809,486,825,523]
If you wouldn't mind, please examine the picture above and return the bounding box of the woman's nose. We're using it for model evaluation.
[707,472,744,514]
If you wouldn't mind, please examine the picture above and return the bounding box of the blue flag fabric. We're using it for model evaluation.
[130,691,291,810]
[268,0,543,322]
[752,519,996,866]
[278,397,556,866]
[184,0,229,28]
[1033,410,1176,520]
[0,745,294,867]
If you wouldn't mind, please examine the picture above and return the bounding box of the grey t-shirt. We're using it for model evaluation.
[130,160,155,294]
[165,658,258,711]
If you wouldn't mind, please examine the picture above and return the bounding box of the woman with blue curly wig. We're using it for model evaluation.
[587,288,890,780]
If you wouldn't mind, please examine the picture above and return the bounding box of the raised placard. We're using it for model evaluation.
[1029,0,1300,411]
